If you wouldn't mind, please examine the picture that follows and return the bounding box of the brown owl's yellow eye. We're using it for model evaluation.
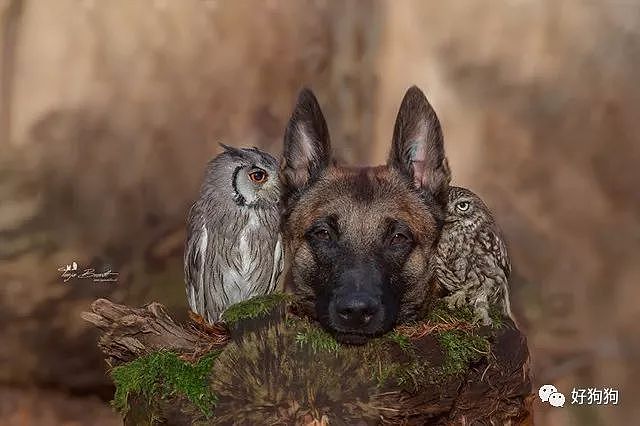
[456,201,470,212]
[248,169,268,184]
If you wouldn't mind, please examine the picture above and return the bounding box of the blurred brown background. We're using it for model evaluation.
[1,0,638,425]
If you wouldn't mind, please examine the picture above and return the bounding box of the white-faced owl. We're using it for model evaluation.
[433,186,514,326]
[184,145,283,323]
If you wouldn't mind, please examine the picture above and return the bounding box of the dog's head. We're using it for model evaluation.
[280,87,451,344]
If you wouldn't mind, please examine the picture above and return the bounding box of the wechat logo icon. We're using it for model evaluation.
[538,384,565,408]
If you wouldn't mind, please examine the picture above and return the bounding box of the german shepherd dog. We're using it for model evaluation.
[280,86,451,345]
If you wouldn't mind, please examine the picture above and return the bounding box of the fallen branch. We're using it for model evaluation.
[83,297,534,425]
[81,298,227,366]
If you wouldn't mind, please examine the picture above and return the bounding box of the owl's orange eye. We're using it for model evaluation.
[248,169,268,184]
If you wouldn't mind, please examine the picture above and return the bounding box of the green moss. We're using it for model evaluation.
[295,325,341,354]
[111,350,219,417]
[368,350,431,391]
[384,331,412,352]
[395,360,431,389]
[428,299,508,330]
[221,293,291,325]
[371,360,403,387]
[365,333,429,390]
[208,318,385,423]
[427,300,475,324]
[435,330,490,377]
[488,305,506,329]
[371,302,495,387]
[372,359,430,390]
[290,322,428,390]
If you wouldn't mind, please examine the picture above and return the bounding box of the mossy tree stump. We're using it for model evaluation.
[83,295,533,425]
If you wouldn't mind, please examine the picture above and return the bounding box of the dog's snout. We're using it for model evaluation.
[335,294,380,327]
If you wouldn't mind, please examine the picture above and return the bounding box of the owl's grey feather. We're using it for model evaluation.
[434,186,514,326]
[184,145,282,323]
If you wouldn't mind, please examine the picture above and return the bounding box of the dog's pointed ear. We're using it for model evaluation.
[281,88,332,192]
[388,86,451,202]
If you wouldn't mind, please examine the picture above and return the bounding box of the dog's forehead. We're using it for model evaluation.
[293,166,436,235]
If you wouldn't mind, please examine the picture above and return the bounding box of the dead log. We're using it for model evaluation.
[83,296,533,425]
[81,299,228,366]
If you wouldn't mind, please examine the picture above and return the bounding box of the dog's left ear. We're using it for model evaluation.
[388,86,451,202]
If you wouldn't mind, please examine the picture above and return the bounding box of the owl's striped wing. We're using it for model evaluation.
[477,226,511,279]
[184,206,208,317]
[268,234,284,293]
[477,225,513,319]
[434,253,467,292]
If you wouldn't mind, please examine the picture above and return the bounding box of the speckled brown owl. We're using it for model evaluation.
[433,186,515,326]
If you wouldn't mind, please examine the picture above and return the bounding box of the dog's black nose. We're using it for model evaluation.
[335,294,380,328]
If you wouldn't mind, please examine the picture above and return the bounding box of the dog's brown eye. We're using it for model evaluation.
[248,169,268,184]
[314,229,331,241]
[390,233,408,245]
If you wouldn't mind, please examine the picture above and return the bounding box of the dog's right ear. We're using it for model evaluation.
[280,88,332,193]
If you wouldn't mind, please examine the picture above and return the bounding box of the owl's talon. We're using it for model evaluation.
[444,291,467,309]
[472,309,493,327]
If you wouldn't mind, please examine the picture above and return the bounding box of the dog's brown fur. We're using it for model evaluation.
[280,86,451,344]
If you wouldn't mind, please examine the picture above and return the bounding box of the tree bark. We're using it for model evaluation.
[81,299,228,367]
[83,298,534,425]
